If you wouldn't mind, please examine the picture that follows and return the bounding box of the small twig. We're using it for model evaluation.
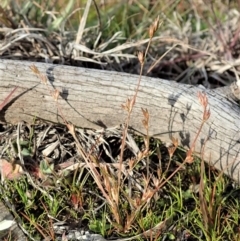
[0,87,18,111]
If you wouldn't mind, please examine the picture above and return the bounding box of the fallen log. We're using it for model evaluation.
[0,59,239,183]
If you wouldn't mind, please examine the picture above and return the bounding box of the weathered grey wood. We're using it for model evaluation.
[0,59,239,184]
[0,200,26,240]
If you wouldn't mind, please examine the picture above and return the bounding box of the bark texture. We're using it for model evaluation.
[0,59,239,183]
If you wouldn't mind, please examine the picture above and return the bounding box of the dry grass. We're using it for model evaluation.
[1,0,240,84]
